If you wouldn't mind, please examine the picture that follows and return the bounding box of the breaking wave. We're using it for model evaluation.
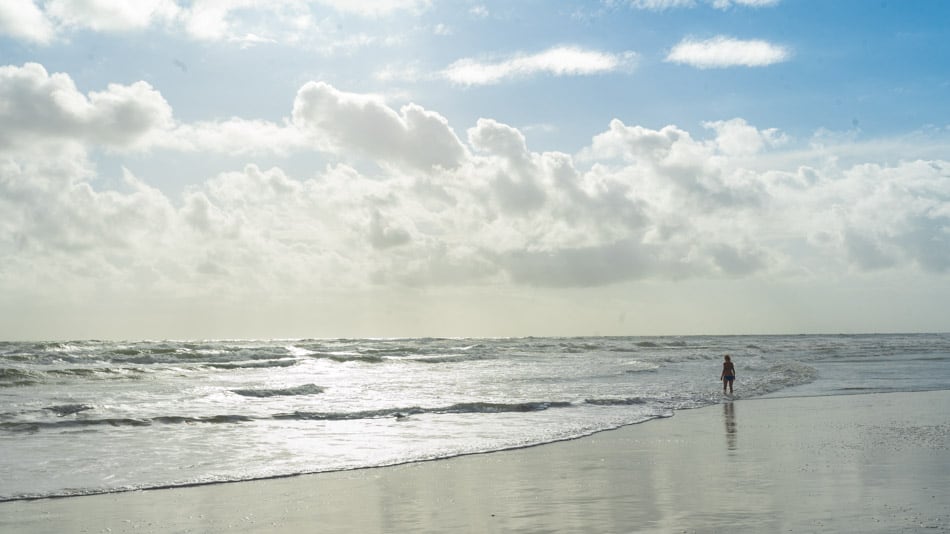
[1,414,256,432]
[275,401,575,422]
[231,384,325,397]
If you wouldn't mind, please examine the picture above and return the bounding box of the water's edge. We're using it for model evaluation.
[8,387,948,504]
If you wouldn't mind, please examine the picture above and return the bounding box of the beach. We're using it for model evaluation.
[3,389,948,533]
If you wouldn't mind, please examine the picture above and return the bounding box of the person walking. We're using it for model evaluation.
[721,355,736,394]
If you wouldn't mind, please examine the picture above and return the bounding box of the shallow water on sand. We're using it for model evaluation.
[2,333,948,500]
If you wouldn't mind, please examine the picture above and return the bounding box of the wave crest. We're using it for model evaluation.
[231,384,325,397]
[275,400,575,422]
[584,397,648,406]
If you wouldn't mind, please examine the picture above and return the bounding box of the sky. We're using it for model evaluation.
[1,0,949,340]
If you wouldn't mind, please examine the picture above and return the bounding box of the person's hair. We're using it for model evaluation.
[724,355,731,361]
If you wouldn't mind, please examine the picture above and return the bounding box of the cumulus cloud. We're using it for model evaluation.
[163,118,306,155]
[468,118,530,161]
[703,118,788,156]
[0,63,467,165]
[292,81,466,170]
[0,63,174,150]
[442,46,636,86]
[666,36,790,68]
[830,161,950,274]
[2,66,949,307]
[0,0,54,43]
[368,210,412,249]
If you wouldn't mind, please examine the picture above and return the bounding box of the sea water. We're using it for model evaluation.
[2,334,949,501]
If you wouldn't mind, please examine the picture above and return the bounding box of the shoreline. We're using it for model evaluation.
[1,389,937,504]
[1,412,679,504]
[3,390,949,532]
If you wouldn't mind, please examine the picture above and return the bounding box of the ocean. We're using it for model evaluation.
[2,334,949,501]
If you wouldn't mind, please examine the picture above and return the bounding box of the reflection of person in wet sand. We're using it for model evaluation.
[721,355,736,394]
[724,402,737,450]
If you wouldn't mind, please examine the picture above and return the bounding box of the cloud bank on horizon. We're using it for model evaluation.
[1,0,948,338]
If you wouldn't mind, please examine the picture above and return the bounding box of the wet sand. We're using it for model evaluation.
[3,390,949,533]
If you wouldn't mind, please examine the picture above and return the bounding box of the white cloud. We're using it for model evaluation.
[0,64,462,164]
[829,161,950,273]
[0,0,54,43]
[368,209,412,249]
[0,0,428,44]
[44,0,179,32]
[162,118,306,155]
[0,0,179,41]
[2,66,950,314]
[468,118,529,160]
[666,36,790,68]
[442,46,637,86]
[176,0,307,42]
[703,118,788,156]
[0,63,173,150]
[291,81,466,170]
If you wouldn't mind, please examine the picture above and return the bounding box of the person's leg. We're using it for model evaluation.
[728,378,734,394]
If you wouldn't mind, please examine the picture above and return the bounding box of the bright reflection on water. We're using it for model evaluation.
[1,334,948,499]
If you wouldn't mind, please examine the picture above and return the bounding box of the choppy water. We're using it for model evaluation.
[2,334,949,501]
